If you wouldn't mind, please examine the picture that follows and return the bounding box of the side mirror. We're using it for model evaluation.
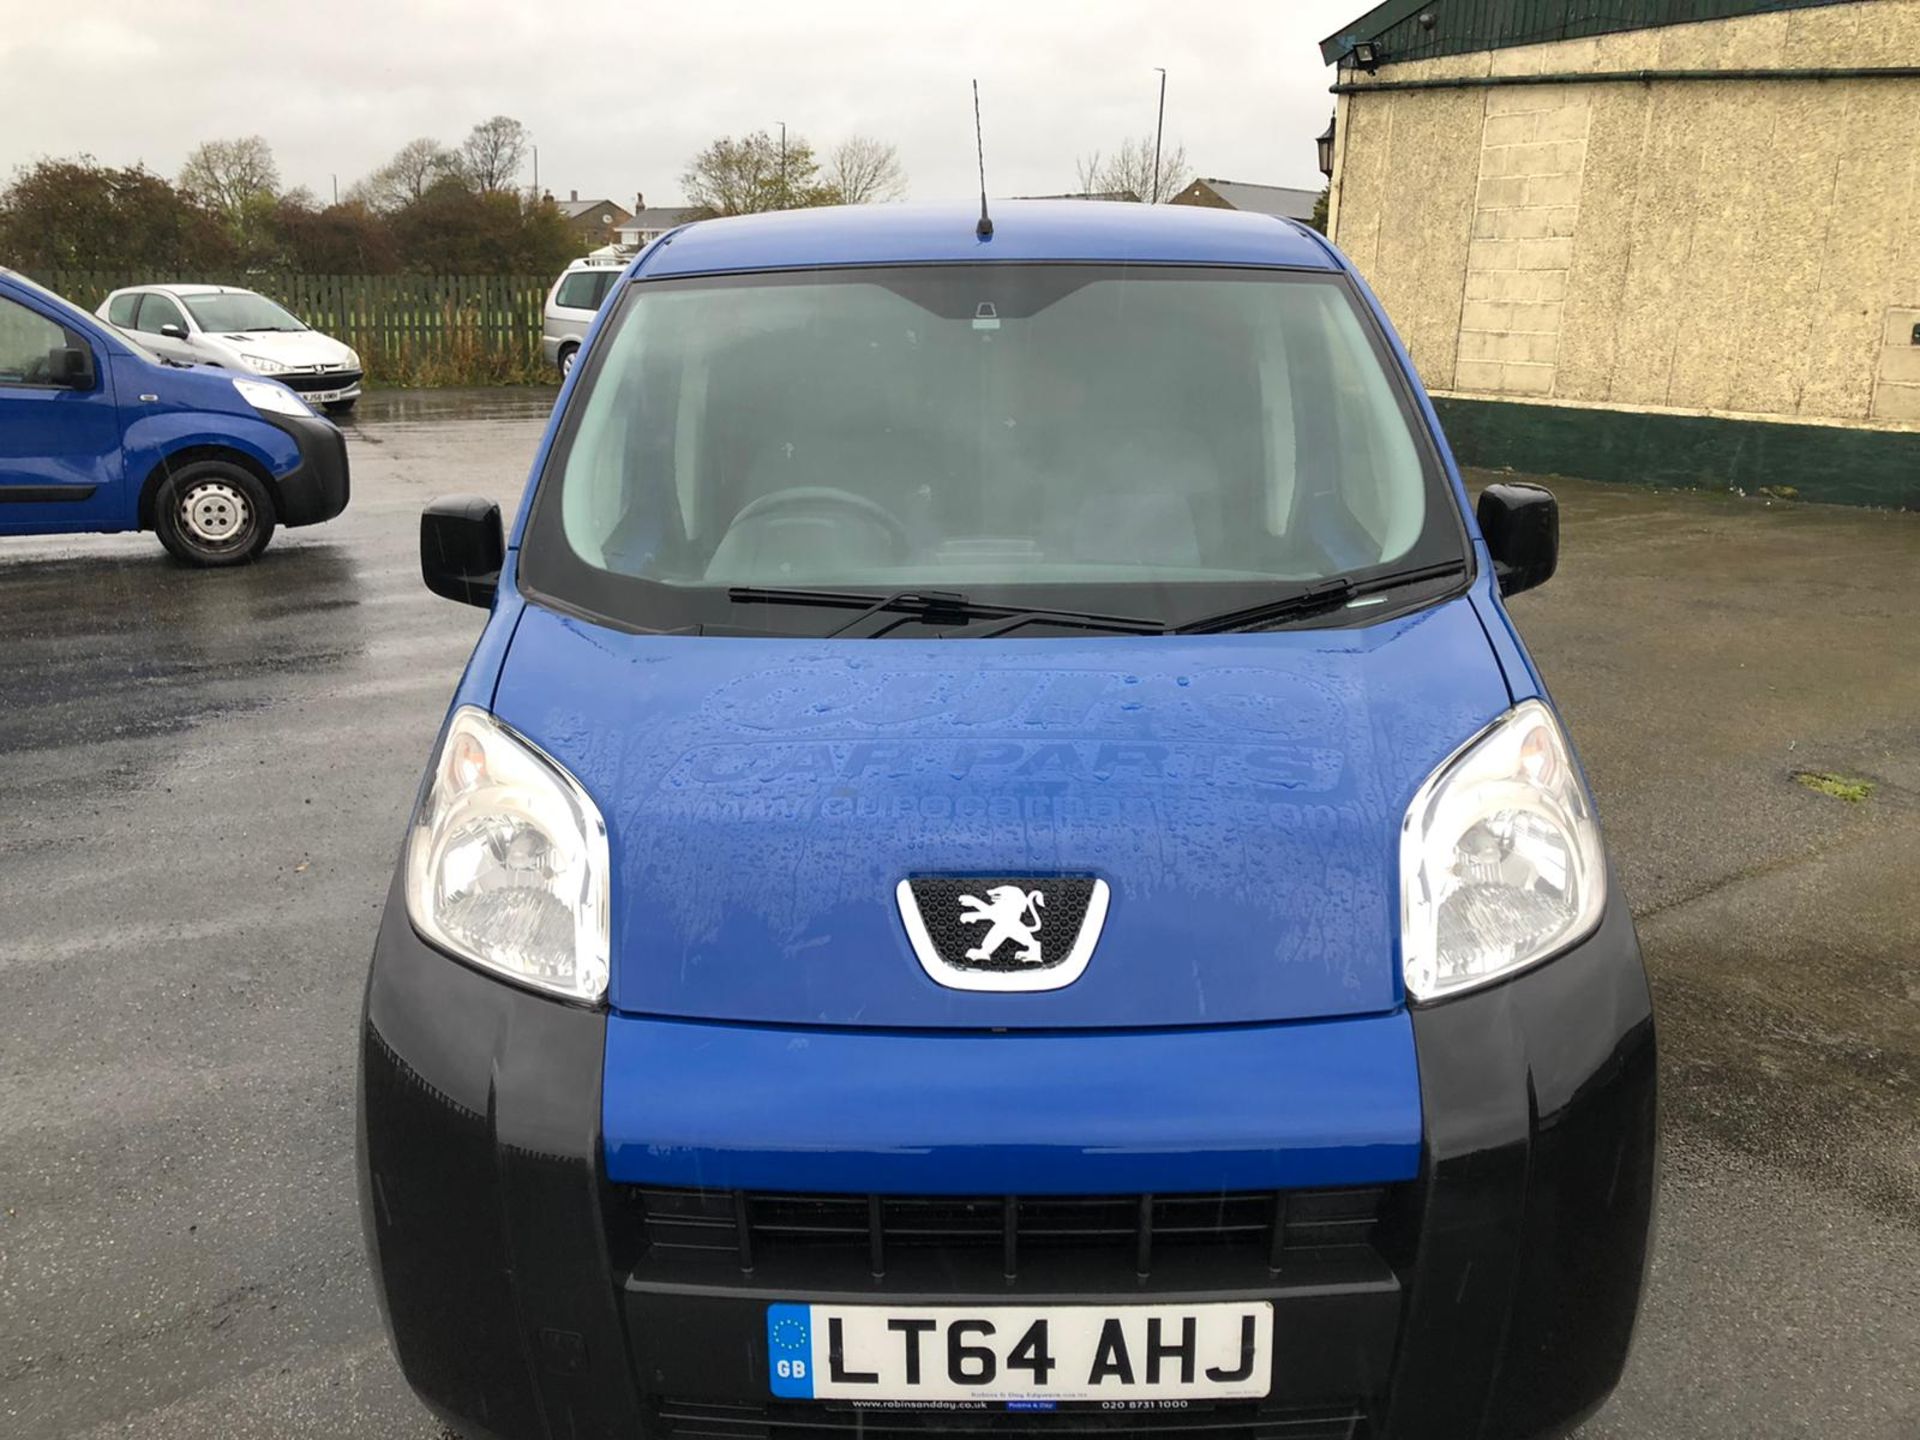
[421,495,505,607]
[47,345,96,390]
[158,323,188,340]
[1477,482,1559,597]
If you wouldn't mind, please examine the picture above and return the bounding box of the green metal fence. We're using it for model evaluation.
[38,272,555,386]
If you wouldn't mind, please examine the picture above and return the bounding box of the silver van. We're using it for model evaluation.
[541,257,626,377]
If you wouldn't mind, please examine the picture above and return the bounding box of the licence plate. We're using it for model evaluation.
[304,388,345,403]
[767,1302,1271,1402]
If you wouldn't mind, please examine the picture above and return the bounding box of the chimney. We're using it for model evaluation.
[636,191,645,212]
[569,188,579,202]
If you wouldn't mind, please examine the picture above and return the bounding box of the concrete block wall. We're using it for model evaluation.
[1328,0,1920,432]
[1454,90,1591,396]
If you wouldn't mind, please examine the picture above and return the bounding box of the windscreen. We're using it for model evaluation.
[524,265,1461,633]
[182,293,306,333]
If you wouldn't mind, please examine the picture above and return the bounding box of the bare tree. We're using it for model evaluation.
[461,116,530,194]
[350,137,462,211]
[682,131,822,215]
[1074,135,1191,203]
[178,136,279,218]
[824,137,907,205]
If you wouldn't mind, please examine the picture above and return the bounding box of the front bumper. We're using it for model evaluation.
[261,409,350,527]
[359,892,1654,1440]
[278,369,363,405]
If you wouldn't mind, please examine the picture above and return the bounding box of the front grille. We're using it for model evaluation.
[654,1398,1365,1440]
[279,369,362,394]
[632,1186,1389,1280]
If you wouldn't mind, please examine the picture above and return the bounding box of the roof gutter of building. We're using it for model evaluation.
[1332,64,1920,93]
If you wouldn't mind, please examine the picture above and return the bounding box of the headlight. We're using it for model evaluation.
[1400,700,1605,1001]
[345,349,362,370]
[405,707,610,1003]
[231,377,312,418]
[240,354,288,374]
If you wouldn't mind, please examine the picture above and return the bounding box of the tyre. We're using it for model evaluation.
[559,345,577,379]
[324,397,358,416]
[153,460,276,567]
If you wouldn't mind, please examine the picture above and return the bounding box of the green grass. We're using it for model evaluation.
[1793,771,1874,804]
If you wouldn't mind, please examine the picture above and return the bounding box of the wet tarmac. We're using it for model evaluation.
[1,388,1915,1438]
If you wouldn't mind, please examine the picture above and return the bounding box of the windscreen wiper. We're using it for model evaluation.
[726,586,1168,639]
[1175,559,1469,635]
[728,587,974,638]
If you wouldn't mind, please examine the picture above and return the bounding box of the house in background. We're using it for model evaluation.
[616,195,709,249]
[553,192,634,251]
[1168,178,1321,222]
[1321,0,1919,507]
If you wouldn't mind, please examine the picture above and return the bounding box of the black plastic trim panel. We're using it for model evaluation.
[0,484,99,503]
[358,882,639,1440]
[1383,893,1657,1440]
[260,408,350,526]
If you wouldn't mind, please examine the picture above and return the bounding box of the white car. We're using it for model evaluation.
[542,256,627,377]
[97,284,364,414]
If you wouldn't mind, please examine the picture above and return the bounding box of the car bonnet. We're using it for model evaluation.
[490,593,1513,1029]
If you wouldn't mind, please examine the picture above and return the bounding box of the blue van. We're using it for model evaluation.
[0,268,347,564]
[359,203,1656,1440]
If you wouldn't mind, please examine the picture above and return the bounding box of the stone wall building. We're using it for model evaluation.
[1321,0,1920,505]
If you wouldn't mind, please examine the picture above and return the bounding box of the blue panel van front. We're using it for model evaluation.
[0,268,348,562]
[357,203,1655,1440]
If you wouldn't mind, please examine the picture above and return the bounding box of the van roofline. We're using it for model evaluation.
[631,200,1344,280]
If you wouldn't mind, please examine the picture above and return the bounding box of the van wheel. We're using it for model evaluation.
[559,345,577,378]
[154,462,276,567]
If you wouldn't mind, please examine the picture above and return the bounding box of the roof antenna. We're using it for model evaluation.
[972,80,994,240]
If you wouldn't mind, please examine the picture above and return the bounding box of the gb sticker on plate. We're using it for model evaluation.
[767,1304,815,1398]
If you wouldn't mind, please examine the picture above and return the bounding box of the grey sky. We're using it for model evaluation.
[0,2,1358,209]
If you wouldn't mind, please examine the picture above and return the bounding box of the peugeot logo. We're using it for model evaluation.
[958,886,1046,964]
[895,875,1110,993]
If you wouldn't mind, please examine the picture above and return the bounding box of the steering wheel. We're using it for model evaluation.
[22,353,51,385]
[720,486,912,562]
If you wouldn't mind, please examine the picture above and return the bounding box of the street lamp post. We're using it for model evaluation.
[1151,67,1167,203]
[778,121,788,209]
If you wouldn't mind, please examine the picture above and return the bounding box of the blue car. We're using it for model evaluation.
[0,268,348,564]
[360,203,1656,1440]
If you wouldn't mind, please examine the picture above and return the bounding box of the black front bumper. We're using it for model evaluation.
[358,893,1655,1440]
[263,409,350,527]
[281,368,364,397]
